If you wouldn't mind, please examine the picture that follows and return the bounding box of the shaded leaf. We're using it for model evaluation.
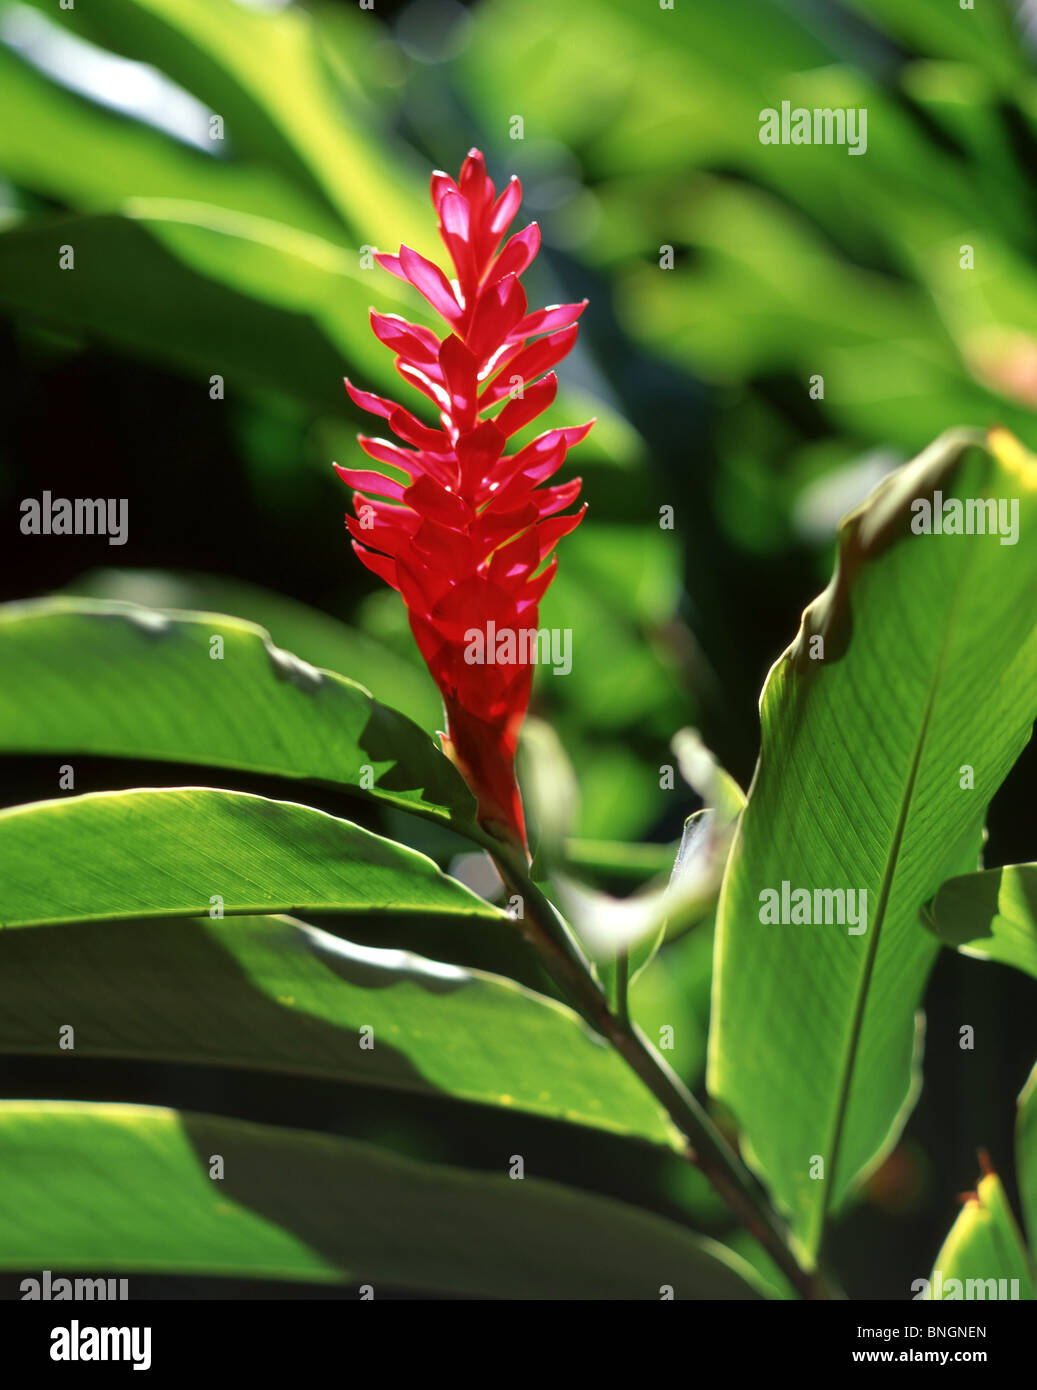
[0,203,419,410]
[0,1101,766,1298]
[0,913,680,1148]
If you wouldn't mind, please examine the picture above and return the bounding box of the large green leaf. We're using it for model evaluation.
[709,427,1037,1257]
[0,913,679,1149]
[0,597,476,832]
[924,864,1037,982]
[0,787,500,928]
[924,1168,1034,1301]
[0,1101,765,1298]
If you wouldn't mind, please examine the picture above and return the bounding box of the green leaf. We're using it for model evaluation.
[0,597,476,832]
[0,787,501,928]
[0,913,679,1149]
[632,923,716,1085]
[461,0,1037,459]
[0,41,342,240]
[924,864,1037,981]
[562,729,744,1000]
[557,814,726,995]
[0,1101,765,1298]
[562,837,681,883]
[1018,1061,1037,1248]
[841,0,1030,89]
[925,1168,1034,1300]
[63,568,444,732]
[709,427,1037,1258]
[49,0,434,251]
[0,203,422,411]
[0,206,638,477]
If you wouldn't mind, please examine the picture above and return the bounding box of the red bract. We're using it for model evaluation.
[336,149,592,853]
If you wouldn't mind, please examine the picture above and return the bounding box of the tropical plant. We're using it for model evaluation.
[1,0,1035,1306]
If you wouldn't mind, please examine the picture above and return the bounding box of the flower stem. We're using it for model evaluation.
[493,851,841,1301]
[614,948,630,1027]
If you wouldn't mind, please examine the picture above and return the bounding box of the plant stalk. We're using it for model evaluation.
[494,852,840,1301]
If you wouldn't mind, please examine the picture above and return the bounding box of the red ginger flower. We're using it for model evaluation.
[336,148,592,854]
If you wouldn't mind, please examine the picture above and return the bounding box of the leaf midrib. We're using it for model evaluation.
[814,542,976,1255]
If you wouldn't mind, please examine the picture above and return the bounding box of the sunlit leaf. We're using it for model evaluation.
[924,1166,1034,1300]
[710,427,1037,1257]
[63,568,443,732]
[0,597,475,831]
[0,787,499,927]
[924,863,1037,982]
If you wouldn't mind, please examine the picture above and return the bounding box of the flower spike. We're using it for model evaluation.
[338,148,592,852]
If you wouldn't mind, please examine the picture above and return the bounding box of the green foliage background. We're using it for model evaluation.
[0,0,1035,1298]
